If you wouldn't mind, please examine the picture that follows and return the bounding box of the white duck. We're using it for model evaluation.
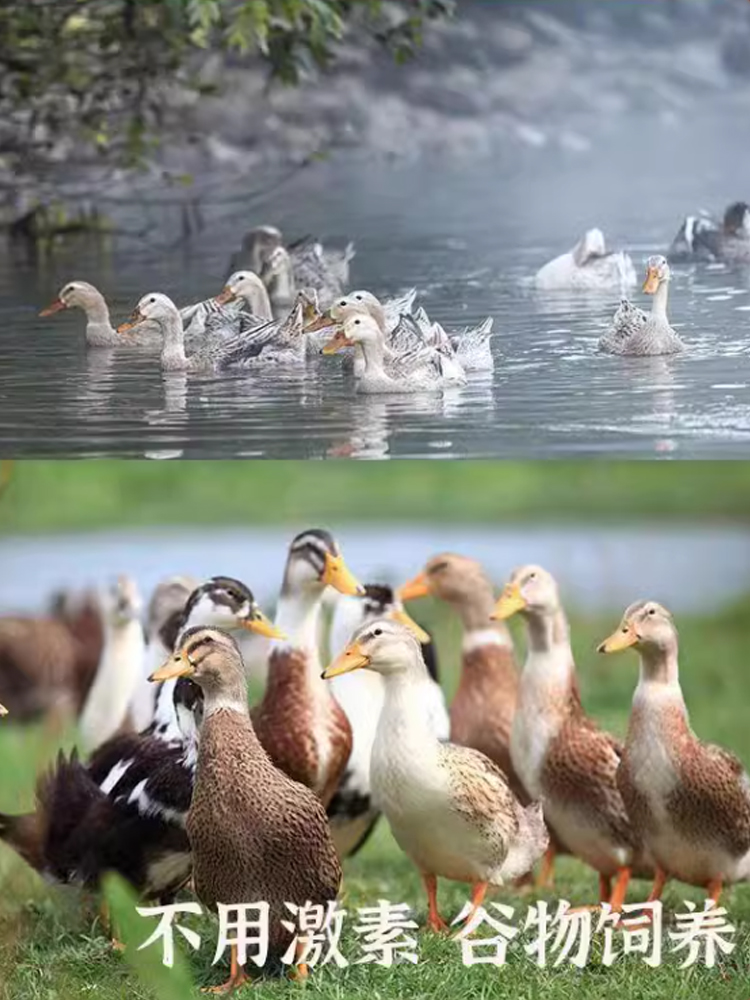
[78,576,145,753]
[327,584,449,858]
[323,619,548,931]
[599,256,685,357]
[40,281,159,349]
[181,270,273,339]
[535,229,636,293]
[324,313,466,394]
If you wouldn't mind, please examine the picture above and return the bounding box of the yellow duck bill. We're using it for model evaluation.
[321,553,365,597]
[598,622,638,654]
[642,267,660,295]
[397,572,431,602]
[213,286,236,306]
[491,584,527,621]
[322,641,371,679]
[238,609,286,640]
[116,310,145,335]
[149,651,194,683]
[390,609,431,645]
[322,331,354,355]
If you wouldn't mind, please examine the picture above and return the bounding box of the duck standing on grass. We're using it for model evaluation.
[152,628,341,991]
[399,554,525,802]
[251,529,364,807]
[599,256,684,357]
[493,565,650,911]
[323,619,548,933]
[599,601,750,906]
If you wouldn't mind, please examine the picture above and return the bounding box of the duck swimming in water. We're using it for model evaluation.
[535,229,636,293]
[669,201,750,265]
[599,256,685,357]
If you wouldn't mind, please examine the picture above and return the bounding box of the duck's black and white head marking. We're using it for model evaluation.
[283,528,339,591]
[177,576,258,640]
[361,584,396,618]
[725,201,750,236]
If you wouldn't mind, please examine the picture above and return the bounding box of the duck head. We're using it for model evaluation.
[282,529,364,599]
[181,576,284,639]
[492,565,560,621]
[723,201,750,237]
[117,292,179,334]
[40,280,103,317]
[642,255,670,295]
[323,618,422,680]
[597,600,676,656]
[149,627,245,699]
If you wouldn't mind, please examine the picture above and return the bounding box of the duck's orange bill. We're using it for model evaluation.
[149,650,194,683]
[238,609,286,640]
[40,299,67,317]
[214,286,236,306]
[322,331,354,355]
[391,609,431,644]
[491,584,526,621]
[322,641,370,680]
[322,553,365,597]
[116,309,145,335]
[598,622,638,654]
[0,703,8,717]
[397,572,431,602]
[642,268,660,295]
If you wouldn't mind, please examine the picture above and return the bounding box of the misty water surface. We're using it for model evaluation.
[1,109,749,459]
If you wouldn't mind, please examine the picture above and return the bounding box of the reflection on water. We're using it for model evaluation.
[1,110,749,458]
[0,524,749,616]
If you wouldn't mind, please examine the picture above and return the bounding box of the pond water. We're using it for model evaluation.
[1,523,748,616]
[1,109,749,459]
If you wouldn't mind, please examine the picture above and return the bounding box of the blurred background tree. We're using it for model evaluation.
[0,0,453,176]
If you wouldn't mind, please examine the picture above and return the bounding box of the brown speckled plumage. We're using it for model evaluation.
[0,617,81,720]
[183,632,341,967]
[451,645,525,802]
[252,648,352,807]
[608,601,750,889]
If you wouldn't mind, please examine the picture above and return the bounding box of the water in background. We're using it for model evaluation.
[1,523,748,616]
[1,109,749,458]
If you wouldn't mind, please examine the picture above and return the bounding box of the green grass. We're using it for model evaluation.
[3,598,750,998]
[3,461,750,533]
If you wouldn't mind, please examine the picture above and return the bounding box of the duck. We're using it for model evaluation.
[324,314,466,394]
[78,576,145,753]
[0,577,280,909]
[216,292,316,368]
[152,627,342,989]
[118,291,312,371]
[48,587,105,709]
[493,565,649,910]
[598,601,750,906]
[326,583,449,858]
[39,281,160,349]
[323,619,548,932]
[599,255,685,357]
[181,270,273,339]
[130,575,199,733]
[0,606,87,722]
[535,229,637,292]
[227,225,355,310]
[304,287,418,356]
[251,529,363,808]
[669,201,750,264]
[399,554,526,804]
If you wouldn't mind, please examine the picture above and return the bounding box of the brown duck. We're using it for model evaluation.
[152,627,342,992]
[251,529,364,807]
[494,565,651,910]
[599,601,750,906]
[399,554,525,802]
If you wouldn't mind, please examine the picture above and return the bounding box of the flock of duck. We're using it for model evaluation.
[1,535,749,989]
[38,201,750,390]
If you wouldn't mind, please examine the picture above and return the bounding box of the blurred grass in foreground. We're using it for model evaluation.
[1,461,750,534]
[2,598,750,999]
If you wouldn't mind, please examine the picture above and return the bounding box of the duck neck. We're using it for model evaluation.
[159,310,188,370]
[202,675,249,720]
[632,639,688,734]
[650,280,670,322]
[269,258,296,306]
[451,577,513,647]
[378,665,439,756]
[519,605,576,713]
[79,615,145,750]
[82,293,118,347]
[359,335,386,376]
[636,641,681,689]
[274,587,324,672]
[242,282,273,320]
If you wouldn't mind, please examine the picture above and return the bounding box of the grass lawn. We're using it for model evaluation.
[2,599,750,999]
[2,461,750,533]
